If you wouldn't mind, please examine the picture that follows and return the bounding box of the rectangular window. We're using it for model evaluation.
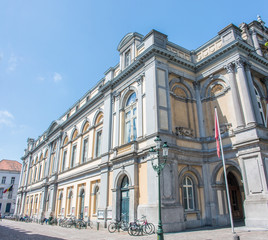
[82,138,88,163]
[2,176,6,184]
[125,50,131,68]
[8,190,12,199]
[62,150,67,171]
[0,188,3,199]
[38,165,42,180]
[11,177,15,184]
[96,131,102,157]
[5,203,11,213]
[71,145,77,168]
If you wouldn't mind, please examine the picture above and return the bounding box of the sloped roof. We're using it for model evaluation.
[0,159,22,172]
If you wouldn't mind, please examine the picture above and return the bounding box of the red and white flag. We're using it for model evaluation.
[215,109,221,158]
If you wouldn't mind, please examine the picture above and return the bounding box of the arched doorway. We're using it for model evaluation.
[227,172,243,220]
[79,189,85,219]
[120,175,129,222]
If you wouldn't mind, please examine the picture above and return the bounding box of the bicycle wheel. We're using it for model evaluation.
[120,221,129,231]
[108,222,117,233]
[148,223,155,234]
[128,224,139,236]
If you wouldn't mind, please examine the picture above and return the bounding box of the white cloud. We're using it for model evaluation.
[0,110,15,127]
[7,54,19,72]
[37,76,45,82]
[53,72,62,83]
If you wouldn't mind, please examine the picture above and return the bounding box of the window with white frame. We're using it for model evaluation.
[62,150,67,171]
[81,138,88,163]
[124,92,137,143]
[254,86,266,126]
[68,190,73,215]
[71,145,77,168]
[125,50,131,68]
[183,176,194,211]
[2,176,6,184]
[11,177,15,184]
[93,186,99,215]
[8,190,13,199]
[38,164,42,180]
[0,188,3,199]
[95,131,102,158]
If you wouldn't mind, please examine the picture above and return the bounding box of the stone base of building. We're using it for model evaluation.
[244,195,268,228]
[137,204,185,232]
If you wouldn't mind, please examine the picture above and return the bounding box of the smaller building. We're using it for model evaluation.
[0,159,22,217]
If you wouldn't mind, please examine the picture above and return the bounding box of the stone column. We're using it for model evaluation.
[101,91,112,163]
[54,133,63,173]
[244,63,263,124]
[44,143,52,177]
[20,192,26,216]
[137,74,144,139]
[24,155,32,187]
[251,29,263,56]
[98,165,109,227]
[224,63,245,128]
[18,162,25,188]
[234,58,256,125]
[114,94,120,148]
[193,82,205,138]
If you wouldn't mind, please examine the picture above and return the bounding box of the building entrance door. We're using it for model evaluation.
[120,176,129,222]
[227,172,244,220]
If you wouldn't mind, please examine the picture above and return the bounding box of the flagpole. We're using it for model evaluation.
[215,107,235,234]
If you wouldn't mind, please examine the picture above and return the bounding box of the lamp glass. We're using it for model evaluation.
[162,142,169,157]
[155,136,161,150]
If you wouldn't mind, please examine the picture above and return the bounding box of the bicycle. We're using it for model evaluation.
[76,218,87,229]
[108,214,129,233]
[128,215,155,236]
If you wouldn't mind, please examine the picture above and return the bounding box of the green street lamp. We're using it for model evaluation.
[149,136,169,240]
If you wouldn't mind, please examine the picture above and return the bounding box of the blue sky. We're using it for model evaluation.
[0,0,267,162]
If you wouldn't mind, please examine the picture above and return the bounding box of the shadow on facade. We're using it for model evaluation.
[0,224,64,240]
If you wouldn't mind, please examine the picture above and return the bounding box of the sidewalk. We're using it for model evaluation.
[0,219,268,240]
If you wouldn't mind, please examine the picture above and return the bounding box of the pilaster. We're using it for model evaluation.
[224,63,245,128]
[137,74,144,139]
[193,82,206,138]
[234,58,256,125]
[244,63,263,125]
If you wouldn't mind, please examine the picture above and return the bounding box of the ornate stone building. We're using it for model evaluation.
[16,16,268,231]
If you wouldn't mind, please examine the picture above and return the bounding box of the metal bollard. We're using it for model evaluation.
[97,222,100,230]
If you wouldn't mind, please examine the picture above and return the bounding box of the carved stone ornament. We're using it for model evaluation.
[175,126,193,137]
[224,63,234,74]
[234,58,245,69]
[211,84,224,96]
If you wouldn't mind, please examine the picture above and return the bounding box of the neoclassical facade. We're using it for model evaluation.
[16,17,268,231]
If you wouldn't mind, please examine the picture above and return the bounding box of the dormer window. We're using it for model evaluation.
[125,50,131,68]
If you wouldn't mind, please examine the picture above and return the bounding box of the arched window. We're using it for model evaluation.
[93,186,99,215]
[61,150,67,171]
[94,113,103,158]
[120,175,129,222]
[58,192,63,215]
[79,189,85,219]
[183,176,194,211]
[67,190,73,215]
[254,86,266,126]
[124,92,137,143]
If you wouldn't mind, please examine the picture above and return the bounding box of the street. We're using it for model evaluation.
[0,219,268,240]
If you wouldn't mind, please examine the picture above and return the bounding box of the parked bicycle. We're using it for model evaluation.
[128,215,155,236]
[108,214,129,233]
[76,218,87,229]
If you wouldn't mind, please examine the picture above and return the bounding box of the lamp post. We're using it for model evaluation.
[149,136,169,240]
